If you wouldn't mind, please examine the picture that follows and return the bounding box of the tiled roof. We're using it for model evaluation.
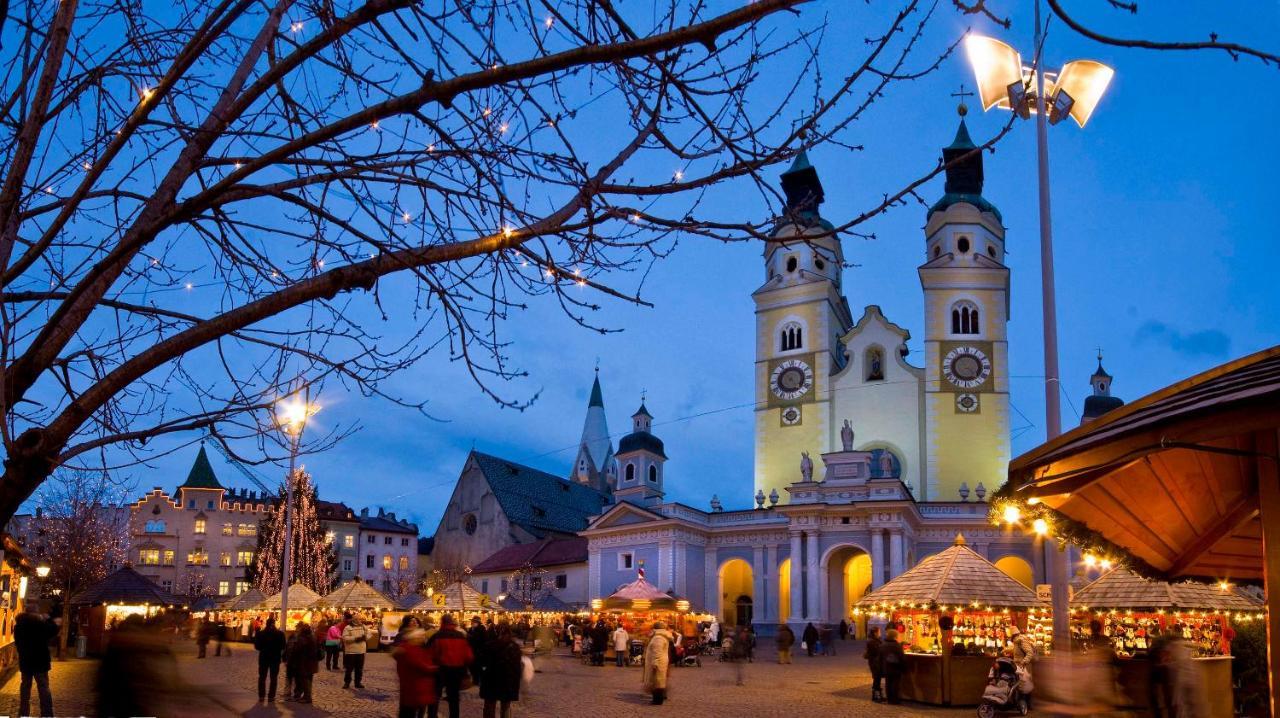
[321,579,395,610]
[499,593,571,611]
[857,535,1044,609]
[1071,568,1264,611]
[260,583,323,609]
[471,451,609,537]
[180,445,224,490]
[219,587,266,610]
[359,512,418,534]
[316,500,357,522]
[73,566,183,606]
[400,581,499,612]
[472,536,588,573]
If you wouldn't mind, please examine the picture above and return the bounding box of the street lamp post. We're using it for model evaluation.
[965,0,1114,652]
[276,392,317,631]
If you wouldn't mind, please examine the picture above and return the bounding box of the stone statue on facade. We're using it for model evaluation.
[800,451,814,482]
[840,419,855,451]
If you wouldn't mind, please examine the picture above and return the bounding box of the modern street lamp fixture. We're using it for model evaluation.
[964,0,1115,653]
[276,392,318,631]
[36,564,50,579]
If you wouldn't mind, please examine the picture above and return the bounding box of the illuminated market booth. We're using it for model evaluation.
[320,578,396,648]
[1003,346,1280,717]
[393,581,505,639]
[260,582,323,630]
[855,534,1048,706]
[72,566,184,654]
[592,573,697,639]
[0,534,34,676]
[1068,567,1264,716]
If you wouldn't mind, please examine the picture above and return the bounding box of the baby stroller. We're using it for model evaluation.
[628,639,645,666]
[677,636,703,667]
[977,657,1029,718]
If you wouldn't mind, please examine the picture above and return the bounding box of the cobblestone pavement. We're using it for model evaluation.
[1,639,974,717]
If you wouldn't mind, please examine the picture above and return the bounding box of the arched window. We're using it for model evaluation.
[648,465,658,483]
[779,321,803,352]
[957,236,971,254]
[865,346,885,382]
[625,463,635,482]
[950,301,980,335]
[785,256,798,272]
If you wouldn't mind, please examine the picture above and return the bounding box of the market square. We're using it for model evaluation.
[0,0,1276,716]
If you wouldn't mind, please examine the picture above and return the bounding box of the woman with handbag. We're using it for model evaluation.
[480,622,524,718]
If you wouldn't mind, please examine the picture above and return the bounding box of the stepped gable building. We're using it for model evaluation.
[576,115,1040,632]
[431,450,611,572]
[128,446,272,598]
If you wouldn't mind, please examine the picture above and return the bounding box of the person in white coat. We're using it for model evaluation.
[612,624,630,667]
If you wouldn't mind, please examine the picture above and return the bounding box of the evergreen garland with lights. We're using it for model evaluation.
[248,469,338,595]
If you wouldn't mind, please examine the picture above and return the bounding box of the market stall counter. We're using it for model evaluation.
[855,534,1049,707]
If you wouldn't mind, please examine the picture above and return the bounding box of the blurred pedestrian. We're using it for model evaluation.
[643,621,676,705]
[1167,633,1209,717]
[881,628,905,705]
[802,622,819,657]
[253,616,285,702]
[865,626,884,702]
[480,622,524,718]
[97,614,181,717]
[468,616,488,685]
[341,612,370,689]
[196,616,213,658]
[612,623,630,667]
[776,623,795,664]
[325,617,343,670]
[393,626,437,718]
[288,622,320,703]
[14,606,56,717]
[214,615,231,656]
[427,614,474,718]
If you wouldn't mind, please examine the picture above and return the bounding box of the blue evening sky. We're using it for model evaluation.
[122,2,1278,537]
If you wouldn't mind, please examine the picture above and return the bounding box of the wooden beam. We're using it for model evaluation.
[1165,492,1260,577]
[1255,429,1280,718]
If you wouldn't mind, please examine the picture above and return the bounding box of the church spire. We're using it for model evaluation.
[931,97,1001,221]
[779,151,825,218]
[572,368,613,490]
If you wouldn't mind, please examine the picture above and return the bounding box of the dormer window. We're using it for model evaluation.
[957,236,971,254]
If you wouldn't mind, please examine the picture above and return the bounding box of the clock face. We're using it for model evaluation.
[781,406,802,426]
[955,393,979,413]
[771,359,814,401]
[943,346,992,389]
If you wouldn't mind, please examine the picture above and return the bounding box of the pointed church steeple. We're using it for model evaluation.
[930,103,1001,221]
[572,367,613,492]
[779,151,825,218]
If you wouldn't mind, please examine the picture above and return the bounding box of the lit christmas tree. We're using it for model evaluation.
[248,469,337,595]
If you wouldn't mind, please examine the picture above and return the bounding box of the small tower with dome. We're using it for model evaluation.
[612,400,667,507]
[1081,351,1124,423]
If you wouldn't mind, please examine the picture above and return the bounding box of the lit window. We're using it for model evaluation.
[218,581,230,596]
[193,518,206,534]
[237,523,255,536]
[187,549,208,566]
[235,581,250,595]
[383,555,392,570]
[344,535,354,548]
[163,550,175,566]
[219,552,231,567]
[221,523,232,536]
[139,549,160,565]
[399,556,409,570]
[237,550,253,566]
[325,531,335,545]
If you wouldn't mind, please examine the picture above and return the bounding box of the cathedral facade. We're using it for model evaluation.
[576,117,1039,632]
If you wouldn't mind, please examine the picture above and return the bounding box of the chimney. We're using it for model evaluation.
[378,507,385,518]
[360,507,369,518]
[35,507,42,519]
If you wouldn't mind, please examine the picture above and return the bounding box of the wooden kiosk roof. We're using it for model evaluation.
[1006,345,1280,582]
[857,535,1045,609]
[72,566,184,606]
[1072,568,1264,611]
[320,579,395,610]
[399,581,500,612]
[260,583,323,609]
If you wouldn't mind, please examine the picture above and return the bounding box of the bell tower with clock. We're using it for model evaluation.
[752,153,853,502]
[919,110,1011,501]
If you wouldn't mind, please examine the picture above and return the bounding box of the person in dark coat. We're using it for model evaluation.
[480,622,524,718]
[196,616,213,658]
[427,614,474,718]
[14,608,57,717]
[253,616,286,702]
[287,622,321,703]
[839,619,850,641]
[393,627,437,718]
[775,623,796,664]
[881,628,906,705]
[802,622,819,657]
[467,616,488,685]
[864,626,884,702]
[590,620,609,666]
[214,616,231,656]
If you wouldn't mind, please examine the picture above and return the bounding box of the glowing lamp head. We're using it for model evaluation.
[277,396,317,434]
[964,35,1024,113]
[36,564,51,578]
[1032,518,1050,536]
[1218,580,1231,592]
[1002,505,1021,525]
[1100,559,1113,570]
[1083,554,1097,568]
[1049,60,1114,127]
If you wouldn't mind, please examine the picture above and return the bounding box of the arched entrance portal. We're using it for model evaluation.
[777,558,791,621]
[824,545,872,634]
[994,555,1034,589]
[718,559,754,626]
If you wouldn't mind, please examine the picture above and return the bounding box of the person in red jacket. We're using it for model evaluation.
[426,615,474,718]
[393,628,438,718]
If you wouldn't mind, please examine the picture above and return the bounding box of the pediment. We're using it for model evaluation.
[585,501,664,531]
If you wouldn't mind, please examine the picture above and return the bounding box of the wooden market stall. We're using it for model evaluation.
[395,582,504,638]
[260,583,323,631]
[0,534,34,678]
[855,534,1048,706]
[218,587,266,612]
[72,566,184,654]
[1067,567,1263,716]
[1004,345,1280,717]
[321,578,396,648]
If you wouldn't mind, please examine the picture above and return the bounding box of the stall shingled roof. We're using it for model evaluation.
[321,579,395,610]
[219,587,266,611]
[1072,568,1265,611]
[399,581,500,612]
[857,534,1045,609]
[260,583,323,609]
[72,566,184,606]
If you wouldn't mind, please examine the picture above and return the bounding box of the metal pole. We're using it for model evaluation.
[1032,0,1071,653]
[279,430,299,631]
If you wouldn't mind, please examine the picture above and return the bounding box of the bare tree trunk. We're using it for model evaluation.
[57,587,70,660]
